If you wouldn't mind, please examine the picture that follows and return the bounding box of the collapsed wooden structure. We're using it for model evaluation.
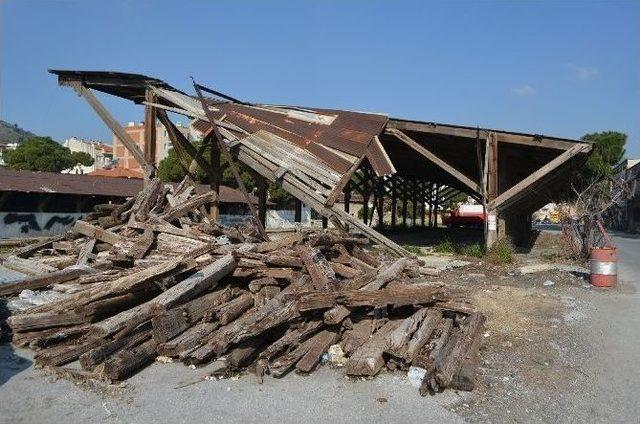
[49,70,592,248]
[2,178,485,395]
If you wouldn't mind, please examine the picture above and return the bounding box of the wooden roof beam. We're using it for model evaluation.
[67,82,154,178]
[489,143,592,211]
[386,120,585,151]
[385,128,480,195]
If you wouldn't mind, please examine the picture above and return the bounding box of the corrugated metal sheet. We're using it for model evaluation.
[196,102,390,176]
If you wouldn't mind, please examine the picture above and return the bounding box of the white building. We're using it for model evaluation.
[0,142,18,166]
[62,137,113,174]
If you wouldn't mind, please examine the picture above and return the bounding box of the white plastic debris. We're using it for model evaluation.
[326,344,347,366]
[156,356,174,363]
[215,235,231,245]
[407,366,427,388]
[7,289,66,312]
[543,280,555,287]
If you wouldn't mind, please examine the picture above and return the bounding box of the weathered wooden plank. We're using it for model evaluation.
[295,330,339,373]
[435,313,486,388]
[385,308,430,359]
[13,236,64,259]
[73,220,125,246]
[151,287,235,343]
[323,305,351,325]
[98,338,158,381]
[296,245,333,291]
[71,83,152,175]
[152,254,236,310]
[406,309,442,361]
[345,320,400,376]
[80,330,151,371]
[0,265,95,297]
[362,258,407,291]
[294,284,447,311]
[341,318,374,355]
[8,311,85,333]
[34,338,104,367]
[1,255,58,276]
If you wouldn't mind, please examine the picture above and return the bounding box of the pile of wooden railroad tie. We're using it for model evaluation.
[0,177,485,396]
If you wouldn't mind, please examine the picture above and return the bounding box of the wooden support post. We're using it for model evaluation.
[412,179,418,227]
[402,179,408,226]
[342,183,351,231]
[433,184,440,228]
[343,182,351,215]
[209,133,221,222]
[428,183,433,227]
[391,176,397,228]
[362,170,370,225]
[69,83,153,177]
[143,89,157,168]
[376,177,384,228]
[420,181,426,227]
[294,199,302,222]
[257,176,267,227]
[485,132,499,249]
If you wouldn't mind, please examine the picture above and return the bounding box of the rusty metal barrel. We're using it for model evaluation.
[590,247,617,287]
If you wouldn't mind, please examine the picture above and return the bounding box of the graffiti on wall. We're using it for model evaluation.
[1,212,83,238]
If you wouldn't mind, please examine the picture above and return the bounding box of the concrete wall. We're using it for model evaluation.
[0,212,84,239]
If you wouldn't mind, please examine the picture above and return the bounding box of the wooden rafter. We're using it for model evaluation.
[386,120,584,151]
[192,80,269,241]
[386,128,480,194]
[69,82,153,177]
[156,109,212,178]
[488,143,592,211]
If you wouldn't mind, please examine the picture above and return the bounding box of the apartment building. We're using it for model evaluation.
[113,121,192,171]
[62,136,113,174]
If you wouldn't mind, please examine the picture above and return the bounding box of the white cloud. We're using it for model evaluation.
[510,85,536,96]
[567,64,599,81]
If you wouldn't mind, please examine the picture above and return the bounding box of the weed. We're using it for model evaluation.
[403,245,425,256]
[459,243,485,258]
[487,238,514,264]
[433,239,456,254]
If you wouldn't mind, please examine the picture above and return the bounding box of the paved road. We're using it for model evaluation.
[571,233,640,423]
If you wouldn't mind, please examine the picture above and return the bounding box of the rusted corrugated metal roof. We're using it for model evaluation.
[194,103,390,175]
[0,168,262,204]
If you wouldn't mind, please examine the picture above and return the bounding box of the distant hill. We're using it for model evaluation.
[0,120,38,144]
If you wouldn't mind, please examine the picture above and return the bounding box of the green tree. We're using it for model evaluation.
[4,137,94,172]
[577,131,627,187]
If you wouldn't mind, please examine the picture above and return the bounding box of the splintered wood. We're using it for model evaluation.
[1,177,485,396]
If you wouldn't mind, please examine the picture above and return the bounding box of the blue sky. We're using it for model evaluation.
[2,0,639,156]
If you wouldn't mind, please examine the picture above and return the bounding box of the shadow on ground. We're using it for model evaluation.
[0,298,32,387]
[381,227,483,247]
[0,344,32,387]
